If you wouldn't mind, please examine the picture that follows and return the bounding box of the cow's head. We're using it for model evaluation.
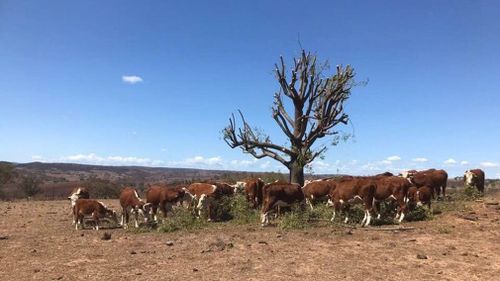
[67,188,84,207]
[401,171,417,184]
[231,181,246,194]
[464,170,476,186]
[132,203,153,222]
[180,188,195,208]
[106,208,119,224]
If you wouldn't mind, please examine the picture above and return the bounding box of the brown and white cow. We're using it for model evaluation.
[372,176,412,223]
[407,185,433,210]
[402,169,448,198]
[241,178,265,208]
[146,185,192,221]
[464,169,485,193]
[260,182,304,226]
[119,187,152,229]
[187,183,219,221]
[327,177,376,227]
[67,187,90,208]
[302,179,337,210]
[73,199,118,230]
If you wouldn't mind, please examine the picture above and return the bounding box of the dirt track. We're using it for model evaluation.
[1,193,499,281]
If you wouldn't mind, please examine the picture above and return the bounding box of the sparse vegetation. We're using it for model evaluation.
[157,207,207,233]
[437,225,452,234]
[0,163,14,199]
[19,175,41,198]
[462,185,483,200]
[82,176,121,199]
[405,207,433,222]
[227,194,260,225]
[278,205,310,230]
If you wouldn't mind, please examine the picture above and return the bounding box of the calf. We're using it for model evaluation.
[243,178,265,208]
[67,187,90,208]
[73,199,118,230]
[373,176,412,223]
[187,183,218,221]
[464,169,485,193]
[260,182,304,226]
[119,187,152,229]
[146,185,192,221]
[403,169,448,198]
[328,177,376,227]
[407,185,433,211]
[302,179,336,210]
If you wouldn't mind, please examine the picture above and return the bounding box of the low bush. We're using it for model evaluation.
[405,206,433,222]
[462,186,483,200]
[157,207,207,233]
[278,205,310,230]
[228,194,259,225]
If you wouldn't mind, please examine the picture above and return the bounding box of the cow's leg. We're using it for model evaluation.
[75,214,81,230]
[134,209,140,228]
[196,195,207,220]
[360,209,366,226]
[151,205,158,222]
[363,209,372,227]
[306,197,313,210]
[261,198,273,226]
[341,204,350,224]
[121,208,128,229]
[373,200,381,219]
[160,202,168,220]
[330,201,340,222]
[207,201,213,222]
[435,186,442,200]
[72,207,77,225]
[92,212,99,231]
[362,197,374,227]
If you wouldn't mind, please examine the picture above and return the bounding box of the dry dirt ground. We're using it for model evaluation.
[1,192,499,281]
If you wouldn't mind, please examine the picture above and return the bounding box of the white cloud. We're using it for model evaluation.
[460,161,469,165]
[122,75,143,84]
[182,156,223,167]
[259,161,271,169]
[380,160,392,165]
[444,158,457,165]
[386,156,401,161]
[412,157,428,163]
[481,162,499,168]
[31,155,43,161]
[60,153,163,166]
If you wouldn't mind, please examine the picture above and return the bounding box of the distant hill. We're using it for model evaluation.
[1,161,289,199]
[13,161,296,184]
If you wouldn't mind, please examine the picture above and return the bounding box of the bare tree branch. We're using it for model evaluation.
[222,50,357,184]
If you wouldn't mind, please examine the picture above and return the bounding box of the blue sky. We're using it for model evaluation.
[1,1,499,177]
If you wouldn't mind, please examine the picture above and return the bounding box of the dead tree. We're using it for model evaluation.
[223,50,356,185]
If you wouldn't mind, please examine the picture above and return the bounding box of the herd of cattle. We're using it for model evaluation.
[69,168,486,230]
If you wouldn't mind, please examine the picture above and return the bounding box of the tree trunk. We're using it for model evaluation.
[289,162,305,186]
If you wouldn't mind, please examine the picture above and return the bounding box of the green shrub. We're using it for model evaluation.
[157,207,207,233]
[211,196,233,222]
[462,185,483,200]
[307,203,334,221]
[228,194,259,224]
[278,205,310,230]
[405,206,433,222]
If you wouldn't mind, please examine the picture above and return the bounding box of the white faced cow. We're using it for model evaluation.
[67,187,90,208]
